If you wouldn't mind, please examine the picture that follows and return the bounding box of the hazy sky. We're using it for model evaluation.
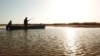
[0,0,100,24]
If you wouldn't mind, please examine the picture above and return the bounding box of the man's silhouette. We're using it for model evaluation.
[6,20,12,30]
[24,17,29,27]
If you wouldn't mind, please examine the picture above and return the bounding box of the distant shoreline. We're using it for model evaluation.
[1,23,100,28]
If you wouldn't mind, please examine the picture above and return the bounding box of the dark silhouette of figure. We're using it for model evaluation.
[24,17,29,27]
[8,20,12,26]
[6,20,12,30]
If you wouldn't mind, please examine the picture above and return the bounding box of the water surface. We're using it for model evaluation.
[0,26,100,56]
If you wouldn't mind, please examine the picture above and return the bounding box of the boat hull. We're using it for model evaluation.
[6,24,45,30]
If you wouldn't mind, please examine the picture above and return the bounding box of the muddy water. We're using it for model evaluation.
[0,27,100,56]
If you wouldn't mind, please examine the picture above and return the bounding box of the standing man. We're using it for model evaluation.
[24,17,29,27]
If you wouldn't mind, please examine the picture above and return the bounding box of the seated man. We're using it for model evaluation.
[6,20,12,30]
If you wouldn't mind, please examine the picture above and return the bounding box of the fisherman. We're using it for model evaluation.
[6,20,12,30]
[24,17,29,27]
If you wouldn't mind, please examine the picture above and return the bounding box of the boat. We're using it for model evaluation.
[6,24,45,30]
[6,17,45,30]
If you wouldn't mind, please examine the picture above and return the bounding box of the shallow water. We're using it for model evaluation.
[0,26,100,56]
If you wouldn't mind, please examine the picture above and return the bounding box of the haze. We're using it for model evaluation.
[0,0,100,24]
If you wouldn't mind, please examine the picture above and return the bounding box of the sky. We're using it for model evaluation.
[0,0,100,24]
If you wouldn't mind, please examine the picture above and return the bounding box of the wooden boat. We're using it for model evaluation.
[6,17,46,30]
[6,24,45,30]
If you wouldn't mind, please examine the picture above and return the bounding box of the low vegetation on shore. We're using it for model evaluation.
[1,22,100,27]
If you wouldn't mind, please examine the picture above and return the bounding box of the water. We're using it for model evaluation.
[0,26,100,56]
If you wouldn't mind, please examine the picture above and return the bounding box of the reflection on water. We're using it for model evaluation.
[0,27,100,56]
[66,28,76,47]
[66,28,77,55]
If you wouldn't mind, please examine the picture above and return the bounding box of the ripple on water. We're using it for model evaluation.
[0,27,100,56]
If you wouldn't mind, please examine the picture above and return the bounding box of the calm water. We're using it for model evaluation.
[0,26,100,56]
